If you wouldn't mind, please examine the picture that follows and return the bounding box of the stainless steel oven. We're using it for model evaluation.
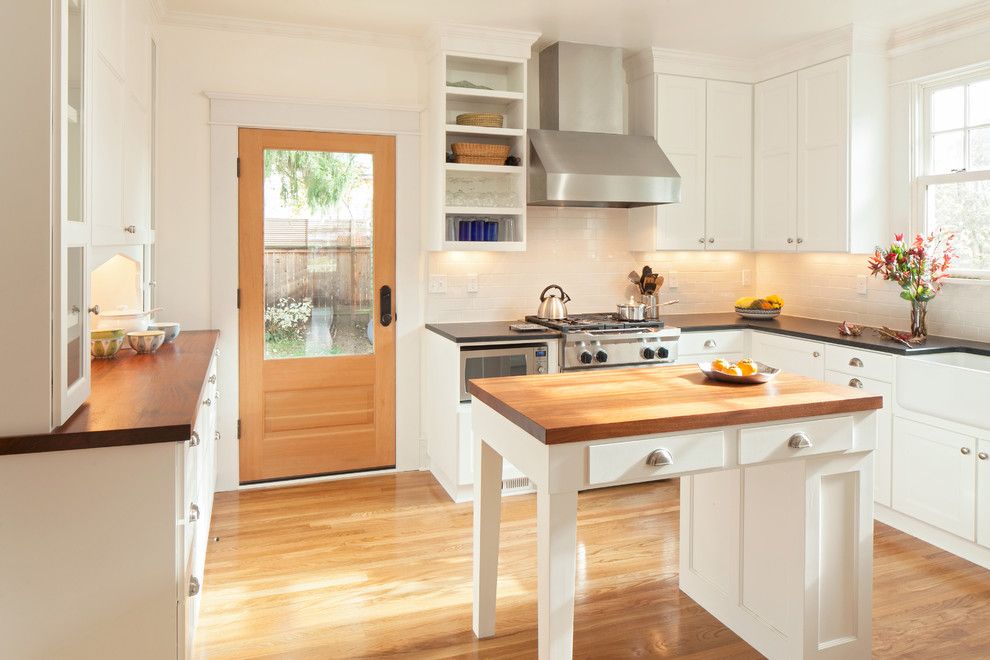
[460,343,550,402]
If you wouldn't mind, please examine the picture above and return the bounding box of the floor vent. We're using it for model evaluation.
[501,476,532,491]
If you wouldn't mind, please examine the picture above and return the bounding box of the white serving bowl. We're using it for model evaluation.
[95,307,163,333]
[148,322,180,343]
[127,330,165,354]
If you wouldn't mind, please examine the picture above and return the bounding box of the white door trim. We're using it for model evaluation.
[208,93,423,491]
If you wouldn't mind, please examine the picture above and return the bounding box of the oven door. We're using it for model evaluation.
[460,344,544,402]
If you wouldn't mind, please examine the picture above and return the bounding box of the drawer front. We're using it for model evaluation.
[676,352,745,366]
[680,330,747,356]
[587,431,725,485]
[825,345,893,382]
[739,416,854,465]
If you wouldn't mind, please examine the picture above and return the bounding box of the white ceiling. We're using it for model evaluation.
[162,0,982,57]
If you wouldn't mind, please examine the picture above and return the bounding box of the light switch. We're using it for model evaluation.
[742,269,751,286]
[429,274,447,294]
[856,275,868,296]
[668,271,679,289]
[466,273,479,293]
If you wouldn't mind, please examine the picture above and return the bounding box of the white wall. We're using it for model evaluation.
[426,207,757,322]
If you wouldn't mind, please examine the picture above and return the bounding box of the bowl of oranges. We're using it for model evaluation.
[734,295,784,319]
[700,358,781,384]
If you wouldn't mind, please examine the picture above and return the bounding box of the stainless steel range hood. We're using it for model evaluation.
[528,42,681,208]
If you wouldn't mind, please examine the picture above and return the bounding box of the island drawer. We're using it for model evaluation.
[679,331,747,357]
[587,431,724,486]
[738,416,854,465]
[824,345,893,382]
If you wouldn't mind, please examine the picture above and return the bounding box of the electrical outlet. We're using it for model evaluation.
[856,274,868,296]
[466,273,479,293]
[668,271,679,289]
[428,274,447,294]
[742,269,751,287]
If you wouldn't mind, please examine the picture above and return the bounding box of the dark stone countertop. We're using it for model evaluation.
[427,314,990,357]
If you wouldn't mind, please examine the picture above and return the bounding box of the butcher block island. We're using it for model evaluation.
[468,365,882,660]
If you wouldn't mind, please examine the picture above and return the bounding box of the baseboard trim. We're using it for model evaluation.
[874,504,990,570]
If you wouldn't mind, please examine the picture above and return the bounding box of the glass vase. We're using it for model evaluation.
[910,300,928,339]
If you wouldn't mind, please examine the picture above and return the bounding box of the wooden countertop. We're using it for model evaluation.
[0,330,220,455]
[467,365,883,444]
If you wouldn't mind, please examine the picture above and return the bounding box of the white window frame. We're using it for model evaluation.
[914,68,990,279]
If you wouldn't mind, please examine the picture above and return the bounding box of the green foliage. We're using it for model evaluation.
[264,297,313,342]
[928,180,990,270]
[264,150,362,215]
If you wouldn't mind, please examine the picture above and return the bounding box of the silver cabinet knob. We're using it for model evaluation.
[189,431,200,447]
[124,225,137,234]
[88,305,101,315]
[646,448,673,467]
[979,452,988,461]
[849,378,863,388]
[215,348,221,357]
[698,237,706,244]
[848,357,864,368]
[787,238,795,244]
[214,430,220,442]
[203,398,212,407]
[189,576,200,597]
[788,432,813,449]
[962,447,971,455]
[812,351,821,358]
[796,237,804,244]
[208,375,217,384]
[189,503,200,523]
[708,237,715,244]
[703,339,718,349]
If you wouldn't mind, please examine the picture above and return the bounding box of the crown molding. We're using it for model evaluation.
[155,9,421,50]
[888,1,990,57]
[625,47,755,83]
[424,23,541,60]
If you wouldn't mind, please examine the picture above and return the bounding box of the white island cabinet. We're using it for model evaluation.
[469,365,880,659]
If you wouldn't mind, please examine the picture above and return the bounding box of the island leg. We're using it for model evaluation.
[537,488,578,660]
[473,438,503,638]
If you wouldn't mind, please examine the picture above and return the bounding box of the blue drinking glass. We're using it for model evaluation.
[458,220,470,241]
[470,218,484,241]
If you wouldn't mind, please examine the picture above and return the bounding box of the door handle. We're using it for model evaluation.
[379,285,393,327]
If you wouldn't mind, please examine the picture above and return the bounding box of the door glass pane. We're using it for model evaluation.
[66,247,84,387]
[66,0,84,223]
[263,149,374,360]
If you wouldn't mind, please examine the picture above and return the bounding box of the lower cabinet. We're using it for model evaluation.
[675,329,748,366]
[891,417,976,541]
[978,439,990,547]
[825,370,891,506]
[751,332,824,380]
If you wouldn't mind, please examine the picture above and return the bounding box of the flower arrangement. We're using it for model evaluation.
[867,231,955,339]
[265,297,314,342]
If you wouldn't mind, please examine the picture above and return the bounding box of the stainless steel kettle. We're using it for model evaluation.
[537,285,570,320]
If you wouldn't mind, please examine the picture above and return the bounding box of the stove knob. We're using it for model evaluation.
[595,350,609,364]
[642,347,656,360]
[579,351,594,364]
[656,346,670,359]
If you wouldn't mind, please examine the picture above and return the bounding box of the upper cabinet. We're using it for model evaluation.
[628,73,752,251]
[754,54,887,253]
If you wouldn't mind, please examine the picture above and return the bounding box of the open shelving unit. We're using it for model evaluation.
[423,29,538,252]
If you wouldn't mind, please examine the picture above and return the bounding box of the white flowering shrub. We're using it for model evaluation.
[265,297,314,342]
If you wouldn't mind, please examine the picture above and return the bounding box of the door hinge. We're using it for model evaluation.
[236,157,241,177]
[237,419,241,439]
[236,288,240,309]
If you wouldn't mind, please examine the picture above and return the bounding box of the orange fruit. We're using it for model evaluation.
[738,361,758,376]
[723,365,743,376]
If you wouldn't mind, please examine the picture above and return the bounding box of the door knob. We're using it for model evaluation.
[788,432,813,449]
[646,448,673,467]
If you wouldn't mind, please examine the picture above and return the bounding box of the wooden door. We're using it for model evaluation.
[796,57,849,252]
[892,418,976,540]
[705,80,752,251]
[656,74,707,250]
[753,72,798,251]
[238,129,396,483]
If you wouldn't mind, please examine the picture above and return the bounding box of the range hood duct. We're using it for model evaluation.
[528,42,681,208]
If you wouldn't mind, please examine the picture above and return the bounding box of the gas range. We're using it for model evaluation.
[525,314,681,370]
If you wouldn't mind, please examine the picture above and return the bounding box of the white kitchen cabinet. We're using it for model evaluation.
[892,417,976,541]
[753,54,887,254]
[754,73,798,251]
[91,0,125,78]
[705,80,753,251]
[124,0,151,108]
[750,332,824,380]
[825,370,892,506]
[979,439,990,548]
[628,75,752,251]
[122,93,153,243]
[797,58,849,252]
[675,330,748,366]
[90,55,125,244]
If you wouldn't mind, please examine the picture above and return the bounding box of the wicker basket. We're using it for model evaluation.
[451,143,511,159]
[455,112,504,128]
[453,155,508,166]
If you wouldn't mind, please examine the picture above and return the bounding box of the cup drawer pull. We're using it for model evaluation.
[645,448,673,467]
[848,357,864,367]
[788,432,813,449]
[189,576,201,597]
[189,431,200,447]
[849,378,864,388]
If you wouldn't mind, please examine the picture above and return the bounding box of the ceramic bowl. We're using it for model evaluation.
[735,307,781,320]
[698,360,781,385]
[91,335,124,358]
[127,330,165,354]
[148,322,180,343]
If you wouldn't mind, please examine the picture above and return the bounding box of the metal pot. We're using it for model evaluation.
[616,302,645,321]
[537,285,570,320]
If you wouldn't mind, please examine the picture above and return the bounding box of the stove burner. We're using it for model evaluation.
[525,313,664,332]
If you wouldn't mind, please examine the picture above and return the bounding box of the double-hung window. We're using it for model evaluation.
[919,72,990,275]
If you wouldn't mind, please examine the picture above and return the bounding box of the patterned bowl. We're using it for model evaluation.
[148,322,180,343]
[699,361,781,384]
[91,335,124,358]
[127,330,165,354]
[735,307,781,320]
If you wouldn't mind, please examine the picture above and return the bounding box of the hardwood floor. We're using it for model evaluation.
[194,472,990,659]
